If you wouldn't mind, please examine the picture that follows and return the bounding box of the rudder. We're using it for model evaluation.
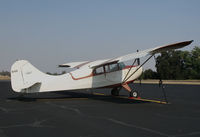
[11,60,45,92]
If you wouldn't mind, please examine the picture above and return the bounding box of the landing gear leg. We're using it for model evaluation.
[122,83,140,98]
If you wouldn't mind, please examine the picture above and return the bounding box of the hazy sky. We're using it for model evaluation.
[0,0,199,73]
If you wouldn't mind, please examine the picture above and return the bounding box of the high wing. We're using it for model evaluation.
[59,40,193,69]
[90,40,193,68]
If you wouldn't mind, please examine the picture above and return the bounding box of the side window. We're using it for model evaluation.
[94,63,122,75]
[104,65,110,73]
[109,63,119,72]
[94,66,104,75]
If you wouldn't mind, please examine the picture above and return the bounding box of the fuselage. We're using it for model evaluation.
[11,60,142,93]
[35,64,143,93]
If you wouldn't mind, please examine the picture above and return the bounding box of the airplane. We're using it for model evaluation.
[10,40,193,98]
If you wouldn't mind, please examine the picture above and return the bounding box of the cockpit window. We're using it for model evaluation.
[94,62,125,75]
[119,62,126,70]
[109,63,119,72]
[94,66,104,74]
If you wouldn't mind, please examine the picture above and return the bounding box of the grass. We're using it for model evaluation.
[0,75,10,80]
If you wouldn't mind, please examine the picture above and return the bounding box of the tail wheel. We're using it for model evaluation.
[130,90,139,98]
[111,87,120,96]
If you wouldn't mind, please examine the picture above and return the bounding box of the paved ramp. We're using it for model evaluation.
[0,81,200,137]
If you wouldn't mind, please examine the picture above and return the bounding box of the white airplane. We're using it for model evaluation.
[11,40,193,98]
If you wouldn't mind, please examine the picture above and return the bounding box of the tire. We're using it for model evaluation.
[130,90,139,98]
[111,87,119,96]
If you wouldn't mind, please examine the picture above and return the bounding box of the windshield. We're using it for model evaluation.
[119,62,126,70]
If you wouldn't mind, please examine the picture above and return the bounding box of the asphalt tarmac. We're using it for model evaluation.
[0,81,200,137]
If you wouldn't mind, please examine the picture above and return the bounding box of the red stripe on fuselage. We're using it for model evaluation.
[123,65,138,69]
[69,73,93,80]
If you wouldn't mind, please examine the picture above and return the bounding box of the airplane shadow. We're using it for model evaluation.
[7,90,149,104]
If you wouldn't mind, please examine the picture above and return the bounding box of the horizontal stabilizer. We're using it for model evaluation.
[21,82,41,90]
[58,61,90,68]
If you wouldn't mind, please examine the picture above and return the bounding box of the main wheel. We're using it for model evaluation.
[111,87,120,96]
[130,90,139,98]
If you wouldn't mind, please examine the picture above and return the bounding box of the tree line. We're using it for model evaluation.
[142,46,200,80]
[0,71,10,76]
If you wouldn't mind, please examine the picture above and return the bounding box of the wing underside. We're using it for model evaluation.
[59,40,193,69]
[90,40,193,68]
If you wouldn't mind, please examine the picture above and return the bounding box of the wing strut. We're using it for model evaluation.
[122,54,154,84]
[122,59,137,83]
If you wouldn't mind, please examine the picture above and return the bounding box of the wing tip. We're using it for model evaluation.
[188,40,194,44]
[150,40,194,54]
[180,40,194,47]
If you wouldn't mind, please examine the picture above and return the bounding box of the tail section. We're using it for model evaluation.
[11,60,46,93]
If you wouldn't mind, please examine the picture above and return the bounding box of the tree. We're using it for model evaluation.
[141,69,157,79]
[156,51,171,79]
[155,47,200,79]
[190,47,200,79]
[156,50,189,79]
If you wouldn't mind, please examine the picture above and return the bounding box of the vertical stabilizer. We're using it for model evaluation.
[11,60,46,92]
